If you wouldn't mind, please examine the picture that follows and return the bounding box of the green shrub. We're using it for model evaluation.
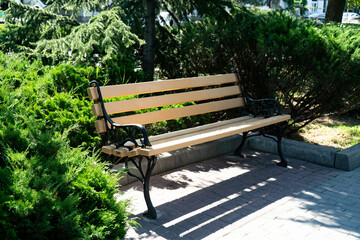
[1,129,134,240]
[253,13,360,130]
[0,53,99,149]
[0,140,17,239]
[0,4,144,85]
[49,63,94,96]
[156,9,360,132]
[0,52,135,239]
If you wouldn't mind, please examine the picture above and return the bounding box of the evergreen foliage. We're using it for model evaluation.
[347,0,360,8]
[0,140,16,239]
[114,0,235,38]
[45,0,111,17]
[0,53,98,149]
[0,53,135,239]
[0,0,79,53]
[1,0,237,80]
[33,8,143,69]
[156,9,360,132]
[0,1,143,84]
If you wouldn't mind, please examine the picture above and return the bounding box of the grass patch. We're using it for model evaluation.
[290,115,360,149]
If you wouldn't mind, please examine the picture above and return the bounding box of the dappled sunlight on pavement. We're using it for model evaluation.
[117,150,360,240]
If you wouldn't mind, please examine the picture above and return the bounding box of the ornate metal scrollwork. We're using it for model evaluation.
[243,97,284,118]
[90,80,152,150]
[90,81,158,219]
[109,124,152,150]
[125,156,157,219]
[231,69,288,167]
[231,69,284,118]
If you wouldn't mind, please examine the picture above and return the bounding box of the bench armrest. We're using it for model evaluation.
[244,96,284,118]
[231,69,285,118]
[89,80,151,150]
[108,123,152,150]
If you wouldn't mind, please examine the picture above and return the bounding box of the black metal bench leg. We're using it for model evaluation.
[125,156,157,219]
[234,132,248,157]
[142,156,157,219]
[275,124,288,168]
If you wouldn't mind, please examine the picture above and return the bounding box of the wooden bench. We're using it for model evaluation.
[87,70,290,219]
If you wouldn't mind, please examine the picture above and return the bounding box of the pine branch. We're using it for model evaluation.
[33,8,144,66]
[5,0,78,26]
[45,0,112,18]
[0,0,79,53]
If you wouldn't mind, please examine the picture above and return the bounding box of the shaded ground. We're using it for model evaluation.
[117,150,360,240]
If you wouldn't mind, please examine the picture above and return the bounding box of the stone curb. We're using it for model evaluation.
[247,135,360,171]
[334,143,360,171]
[248,136,339,168]
[115,134,360,186]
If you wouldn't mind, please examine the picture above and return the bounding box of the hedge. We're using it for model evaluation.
[156,9,360,132]
[0,53,136,239]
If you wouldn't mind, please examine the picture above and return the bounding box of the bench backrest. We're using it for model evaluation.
[88,73,245,134]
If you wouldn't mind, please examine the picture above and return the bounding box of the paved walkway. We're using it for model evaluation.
[117,150,360,240]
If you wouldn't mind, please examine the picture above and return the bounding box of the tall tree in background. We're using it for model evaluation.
[143,0,156,80]
[0,0,235,80]
[325,0,346,22]
[115,0,236,80]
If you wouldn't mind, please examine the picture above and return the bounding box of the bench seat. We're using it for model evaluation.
[101,114,290,158]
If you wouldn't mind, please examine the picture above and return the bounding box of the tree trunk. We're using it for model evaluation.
[143,0,156,81]
[325,0,346,22]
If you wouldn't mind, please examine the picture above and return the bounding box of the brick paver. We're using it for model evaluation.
[117,150,360,239]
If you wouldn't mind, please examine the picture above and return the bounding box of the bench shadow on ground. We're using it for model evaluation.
[121,152,276,192]
[124,151,348,240]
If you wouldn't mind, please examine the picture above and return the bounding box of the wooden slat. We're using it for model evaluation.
[102,145,116,155]
[102,145,129,157]
[101,145,141,158]
[87,73,237,100]
[149,116,253,143]
[127,148,141,158]
[149,115,277,146]
[113,148,130,158]
[95,98,244,133]
[92,103,103,117]
[140,115,291,156]
[91,85,242,116]
[87,87,98,101]
[95,119,106,134]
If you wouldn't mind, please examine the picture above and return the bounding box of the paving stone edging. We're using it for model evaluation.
[334,143,360,171]
[114,134,360,186]
[248,135,360,171]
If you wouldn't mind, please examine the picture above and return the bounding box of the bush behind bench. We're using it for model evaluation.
[156,9,360,132]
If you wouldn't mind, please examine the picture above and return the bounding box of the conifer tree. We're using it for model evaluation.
[1,0,236,80]
[110,0,237,80]
[0,0,78,53]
